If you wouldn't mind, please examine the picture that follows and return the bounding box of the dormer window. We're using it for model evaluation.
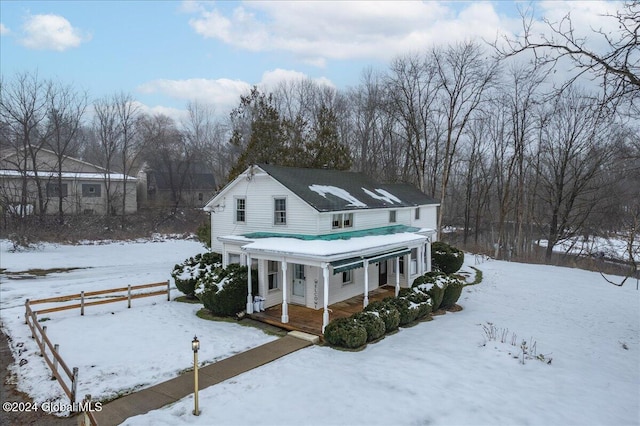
[332,213,354,229]
[415,207,420,220]
[389,210,397,223]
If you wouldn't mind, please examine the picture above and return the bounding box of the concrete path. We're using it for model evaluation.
[92,333,315,426]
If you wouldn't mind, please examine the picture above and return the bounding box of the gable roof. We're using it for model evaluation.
[258,164,438,212]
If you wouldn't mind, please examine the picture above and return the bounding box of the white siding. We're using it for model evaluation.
[210,172,319,253]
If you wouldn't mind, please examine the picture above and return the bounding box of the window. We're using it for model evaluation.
[332,213,354,229]
[415,207,420,220]
[228,253,241,265]
[236,198,246,223]
[198,193,204,202]
[393,256,405,275]
[410,248,418,275]
[389,210,397,223]
[268,261,279,290]
[82,183,101,197]
[342,270,353,284]
[47,183,68,198]
[274,198,286,225]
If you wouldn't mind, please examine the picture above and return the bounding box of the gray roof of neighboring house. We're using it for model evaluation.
[258,164,438,212]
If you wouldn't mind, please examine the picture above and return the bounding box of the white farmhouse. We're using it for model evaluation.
[204,164,439,332]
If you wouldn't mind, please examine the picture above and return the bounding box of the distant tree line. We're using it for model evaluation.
[1,3,637,273]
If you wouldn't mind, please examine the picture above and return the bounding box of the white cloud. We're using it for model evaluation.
[0,23,10,35]
[186,1,513,65]
[20,14,90,51]
[259,68,334,90]
[137,77,252,111]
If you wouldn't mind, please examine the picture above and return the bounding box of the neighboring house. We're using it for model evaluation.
[204,164,439,332]
[0,148,136,216]
[137,162,216,209]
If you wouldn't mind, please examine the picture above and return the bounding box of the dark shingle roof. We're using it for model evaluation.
[258,164,438,212]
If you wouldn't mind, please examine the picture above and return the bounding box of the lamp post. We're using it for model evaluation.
[192,335,200,416]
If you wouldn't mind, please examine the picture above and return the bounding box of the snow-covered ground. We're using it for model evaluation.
[539,235,639,262]
[1,238,639,425]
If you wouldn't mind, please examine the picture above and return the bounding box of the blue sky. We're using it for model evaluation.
[0,1,622,119]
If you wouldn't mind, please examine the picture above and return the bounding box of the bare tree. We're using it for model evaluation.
[92,96,121,223]
[114,92,141,225]
[495,1,639,117]
[534,88,614,261]
[0,71,51,219]
[433,41,499,233]
[44,81,88,224]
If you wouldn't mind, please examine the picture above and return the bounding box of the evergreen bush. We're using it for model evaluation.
[402,289,433,320]
[440,278,464,309]
[172,252,223,298]
[412,271,449,311]
[199,264,258,317]
[352,311,386,342]
[363,300,400,332]
[431,241,464,274]
[323,317,368,349]
[381,296,420,326]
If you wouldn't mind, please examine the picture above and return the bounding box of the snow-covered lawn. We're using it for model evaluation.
[0,238,277,410]
[1,238,639,425]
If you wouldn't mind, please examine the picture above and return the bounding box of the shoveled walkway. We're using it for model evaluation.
[92,332,315,426]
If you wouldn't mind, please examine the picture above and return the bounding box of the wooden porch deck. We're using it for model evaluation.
[249,285,397,336]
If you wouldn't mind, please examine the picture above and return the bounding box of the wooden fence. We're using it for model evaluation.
[23,280,172,425]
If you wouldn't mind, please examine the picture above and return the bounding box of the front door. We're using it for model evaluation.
[291,264,306,305]
[378,260,388,286]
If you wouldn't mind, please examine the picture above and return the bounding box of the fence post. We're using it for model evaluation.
[81,291,85,316]
[71,367,78,404]
[24,299,29,324]
[167,279,171,301]
[31,312,37,338]
[52,344,59,380]
[128,285,132,308]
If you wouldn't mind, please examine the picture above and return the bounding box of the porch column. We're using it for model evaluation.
[322,263,329,333]
[426,238,432,272]
[281,260,289,323]
[418,245,424,275]
[395,256,400,297]
[363,259,369,308]
[246,254,253,314]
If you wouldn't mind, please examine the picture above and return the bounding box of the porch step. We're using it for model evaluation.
[288,330,320,344]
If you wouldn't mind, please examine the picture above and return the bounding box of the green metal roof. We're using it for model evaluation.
[243,224,422,241]
[331,248,412,274]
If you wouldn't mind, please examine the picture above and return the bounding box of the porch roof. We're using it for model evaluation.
[221,226,434,264]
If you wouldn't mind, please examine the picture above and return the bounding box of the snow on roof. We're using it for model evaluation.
[0,170,135,181]
[308,184,367,208]
[362,188,402,204]
[224,231,430,260]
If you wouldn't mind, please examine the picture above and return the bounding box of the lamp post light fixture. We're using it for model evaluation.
[192,335,200,416]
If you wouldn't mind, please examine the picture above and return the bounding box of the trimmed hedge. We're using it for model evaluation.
[363,300,400,333]
[172,252,223,298]
[381,296,419,326]
[440,280,464,309]
[412,271,449,311]
[323,317,368,349]
[431,241,464,274]
[352,311,386,342]
[401,289,432,320]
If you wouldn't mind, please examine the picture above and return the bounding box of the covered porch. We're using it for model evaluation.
[249,285,397,336]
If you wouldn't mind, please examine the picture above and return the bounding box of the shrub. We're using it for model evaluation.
[431,241,464,274]
[171,252,223,298]
[364,300,400,333]
[323,317,367,349]
[412,272,449,311]
[352,312,386,342]
[199,264,258,317]
[381,296,420,326]
[440,279,464,309]
[401,289,433,320]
